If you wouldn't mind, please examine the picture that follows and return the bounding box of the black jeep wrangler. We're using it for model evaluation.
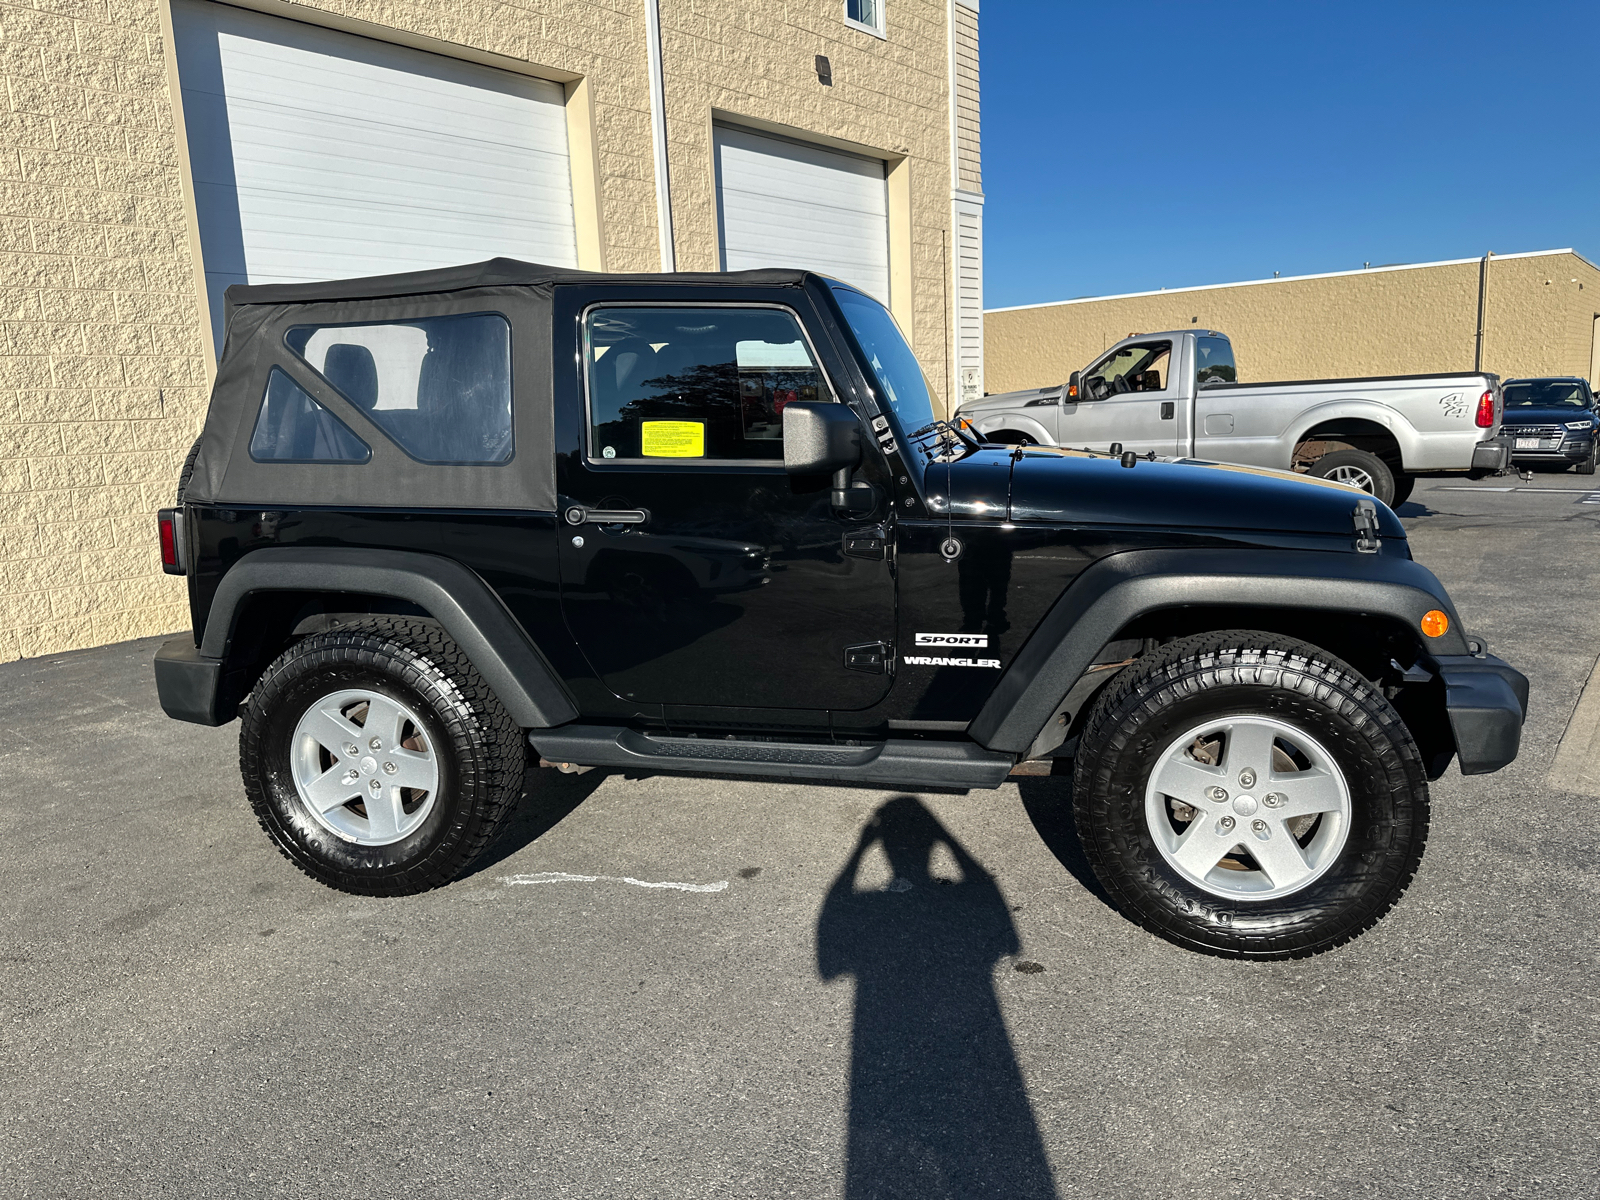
[153,259,1527,959]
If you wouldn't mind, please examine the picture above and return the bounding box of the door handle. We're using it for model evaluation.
[565,506,648,526]
[1160,401,1175,420]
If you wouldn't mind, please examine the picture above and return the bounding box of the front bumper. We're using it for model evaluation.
[1432,652,1529,775]
[153,637,230,726]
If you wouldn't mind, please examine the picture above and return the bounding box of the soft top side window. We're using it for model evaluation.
[248,368,370,463]
[285,312,512,464]
[584,305,831,463]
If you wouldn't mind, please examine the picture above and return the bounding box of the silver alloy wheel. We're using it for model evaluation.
[1144,715,1352,900]
[290,689,440,845]
[1325,464,1376,492]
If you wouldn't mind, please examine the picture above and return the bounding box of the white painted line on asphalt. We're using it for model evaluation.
[498,871,729,893]
[1433,486,1515,491]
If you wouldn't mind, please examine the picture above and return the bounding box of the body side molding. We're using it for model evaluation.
[970,547,1470,755]
[198,546,578,728]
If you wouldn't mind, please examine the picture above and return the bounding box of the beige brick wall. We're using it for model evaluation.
[985,251,1600,395]
[1,0,964,661]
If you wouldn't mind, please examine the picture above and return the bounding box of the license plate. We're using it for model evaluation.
[1515,437,1541,449]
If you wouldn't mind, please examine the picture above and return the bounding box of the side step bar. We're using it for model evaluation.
[528,726,1015,791]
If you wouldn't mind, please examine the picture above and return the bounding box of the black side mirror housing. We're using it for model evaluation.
[1066,371,1080,401]
[783,402,863,475]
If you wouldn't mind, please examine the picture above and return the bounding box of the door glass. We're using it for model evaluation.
[585,306,828,463]
[1084,341,1171,398]
[1195,336,1238,387]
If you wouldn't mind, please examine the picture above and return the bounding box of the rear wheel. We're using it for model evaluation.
[1307,448,1395,506]
[239,617,525,895]
[1389,472,1415,506]
[1072,631,1429,959]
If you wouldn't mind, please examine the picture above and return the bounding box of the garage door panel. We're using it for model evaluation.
[174,0,577,344]
[715,125,890,304]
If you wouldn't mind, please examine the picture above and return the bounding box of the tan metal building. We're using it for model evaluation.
[985,249,1600,396]
[0,0,984,661]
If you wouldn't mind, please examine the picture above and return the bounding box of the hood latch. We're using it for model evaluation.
[1353,498,1382,554]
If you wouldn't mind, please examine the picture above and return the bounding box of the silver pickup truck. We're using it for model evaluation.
[959,329,1510,506]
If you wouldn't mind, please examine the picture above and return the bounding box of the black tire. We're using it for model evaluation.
[1578,446,1596,476]
[1307,448,1395,506]
[1072,631,1429,959]
[175,435,202,504]
[1389,472,1415,507]
[239,616,525,895]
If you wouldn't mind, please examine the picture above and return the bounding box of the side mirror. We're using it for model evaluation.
[783,402,863,475]
[1066,371,1080,401]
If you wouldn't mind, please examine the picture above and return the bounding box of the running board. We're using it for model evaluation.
[528,726,1014,790]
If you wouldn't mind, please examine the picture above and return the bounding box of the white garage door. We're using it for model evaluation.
[714,125,890,305]
[172,0,578,345]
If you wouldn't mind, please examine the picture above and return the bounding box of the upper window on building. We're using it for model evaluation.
[585,306,830,463]
[845,0,885,39]
[285,313,513,464]
[1195,336,1238,388]
[249,368,370,463]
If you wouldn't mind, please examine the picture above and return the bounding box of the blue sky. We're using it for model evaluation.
[982,1,1600,309]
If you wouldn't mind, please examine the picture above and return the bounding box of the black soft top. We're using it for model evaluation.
[224,257,810,309]
[189,259,816,514]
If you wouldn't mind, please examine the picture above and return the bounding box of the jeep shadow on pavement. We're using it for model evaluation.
[153,258,1528,960]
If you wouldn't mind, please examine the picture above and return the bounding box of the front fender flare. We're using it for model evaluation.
[971,411,1056,445]
[193,546,578,728]
[969,547,1468,754]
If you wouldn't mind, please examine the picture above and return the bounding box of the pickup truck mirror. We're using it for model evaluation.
[1066,371,1080,401]
[783,402,863,475]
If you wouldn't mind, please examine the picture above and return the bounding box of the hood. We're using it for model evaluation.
[1502,406,1596,426]
[1001,448,1408,540]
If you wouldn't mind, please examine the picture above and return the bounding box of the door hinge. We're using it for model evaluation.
[843,523,889,560]
[844,641,892,674]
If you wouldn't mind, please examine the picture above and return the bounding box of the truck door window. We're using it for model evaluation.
[285,312,512,464]
[584,306,829,463]
[1195,336,1237,387]
[1084,342,1170,399]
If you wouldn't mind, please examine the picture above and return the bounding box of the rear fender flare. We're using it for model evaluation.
[969,547,1468,754]
[201,546,578,728]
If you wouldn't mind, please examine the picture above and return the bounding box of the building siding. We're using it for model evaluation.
[0,0,972,661]
[984,251,1600,396]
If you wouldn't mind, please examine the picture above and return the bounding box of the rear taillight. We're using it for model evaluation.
[1475,390,1495,428]
[157,509,184,575]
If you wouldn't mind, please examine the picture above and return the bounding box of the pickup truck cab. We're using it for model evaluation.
[153,260,1527,960]
[958,330,1511,507]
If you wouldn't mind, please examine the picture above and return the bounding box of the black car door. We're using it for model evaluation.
[552,285,895,712]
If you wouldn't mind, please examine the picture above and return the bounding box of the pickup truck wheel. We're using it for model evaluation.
[238,617,525,896]
[1307,449,1395,505]
[1072,631,1429,959]
[1389,473,1415,506]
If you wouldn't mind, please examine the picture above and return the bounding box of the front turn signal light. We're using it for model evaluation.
[1420,610,1450,638]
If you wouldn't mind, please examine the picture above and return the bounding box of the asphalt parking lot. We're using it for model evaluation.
[4,473,1599,1200]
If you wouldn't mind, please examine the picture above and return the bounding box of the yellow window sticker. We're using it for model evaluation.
[640,420,705,458]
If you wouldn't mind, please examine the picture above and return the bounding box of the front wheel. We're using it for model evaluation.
[239,617,526,895]
[1072,632,1429,959]
[1578,445,1597,476]
[1307,448,1396,506]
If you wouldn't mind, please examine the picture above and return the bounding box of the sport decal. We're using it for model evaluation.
[916,632,988,647]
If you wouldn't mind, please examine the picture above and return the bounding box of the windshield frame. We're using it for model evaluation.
[823,284,940,445]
